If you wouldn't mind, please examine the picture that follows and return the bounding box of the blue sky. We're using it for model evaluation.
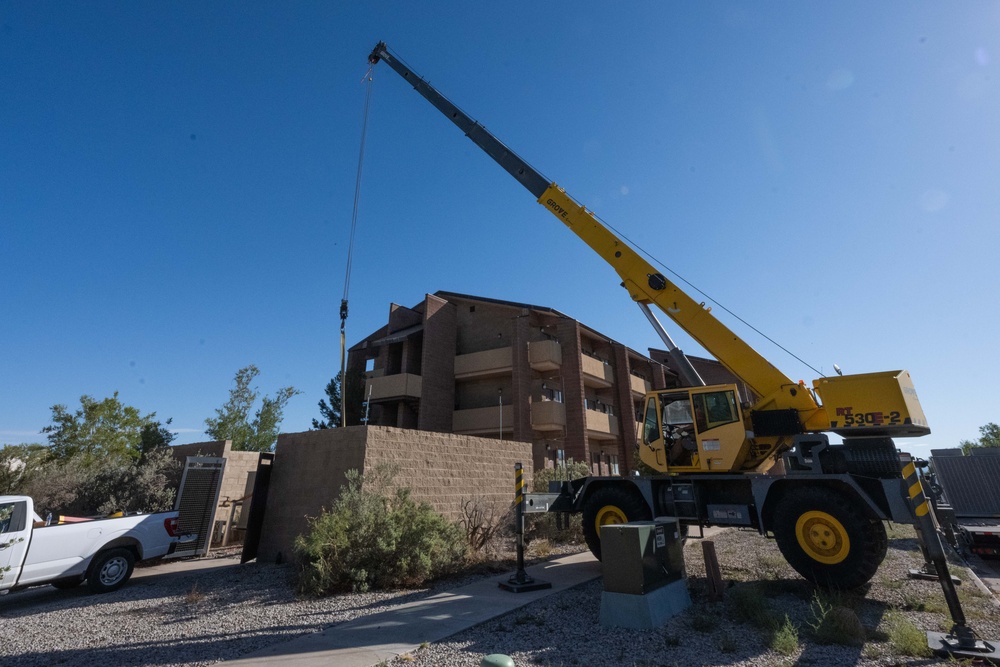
[2,2,998,460]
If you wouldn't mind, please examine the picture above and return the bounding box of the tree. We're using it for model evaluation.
[205,365,301,452]
[139,418,176,456]
[312,373,343,429]
[41,393,165,463]
[313,368,368,429]
[960,422,1000,455]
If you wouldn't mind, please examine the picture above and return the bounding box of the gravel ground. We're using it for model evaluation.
[2,527,997,667]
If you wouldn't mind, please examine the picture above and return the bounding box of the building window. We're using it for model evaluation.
[610,455,620,476]
[584,398,615,416]
[541,386,563,403]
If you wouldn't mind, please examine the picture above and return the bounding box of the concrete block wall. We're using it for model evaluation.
[255,426,531,563]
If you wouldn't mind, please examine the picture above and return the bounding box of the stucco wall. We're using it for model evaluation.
[255,426,532,563]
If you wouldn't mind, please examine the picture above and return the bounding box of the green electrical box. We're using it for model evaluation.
[600,517,685,596]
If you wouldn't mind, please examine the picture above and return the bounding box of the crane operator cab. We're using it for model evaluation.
[639,385,747,473]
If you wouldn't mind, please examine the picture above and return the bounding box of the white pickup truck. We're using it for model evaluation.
[0,495,193,594]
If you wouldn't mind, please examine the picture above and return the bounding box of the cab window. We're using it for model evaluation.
[693,390,739,432]
[642,398,659,444]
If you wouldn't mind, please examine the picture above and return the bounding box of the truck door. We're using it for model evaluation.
[690,386,746,471]
[0,499,31,590]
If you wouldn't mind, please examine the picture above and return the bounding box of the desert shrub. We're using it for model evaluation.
[23,448,178,517]
[769,615,800,655]
[807,590,866,646]
[882,609,933,658]
[72,448,179,515]
[728,583,780,631]
[458,496,512,552]
[295,465,466,595]
[526,462,589,544]
[0,444,51,495]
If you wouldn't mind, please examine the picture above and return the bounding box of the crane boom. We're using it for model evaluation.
[368,42,798,402]
[368,42,928,445]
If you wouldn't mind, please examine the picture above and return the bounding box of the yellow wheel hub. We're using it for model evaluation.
[594,505,628,535]
[795,511,850,565]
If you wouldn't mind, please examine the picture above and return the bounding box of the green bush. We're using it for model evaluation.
[295,465,467,595]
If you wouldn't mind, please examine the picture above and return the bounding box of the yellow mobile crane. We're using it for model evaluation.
[368,42,996,658]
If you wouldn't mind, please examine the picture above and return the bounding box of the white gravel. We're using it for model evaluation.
[2,527,997,667]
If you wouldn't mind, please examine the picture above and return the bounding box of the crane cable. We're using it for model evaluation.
[339,65,375,426]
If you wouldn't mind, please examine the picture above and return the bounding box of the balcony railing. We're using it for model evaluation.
[454,347,512,379]
[366,373,422,401]
[581,354,614,387]
[453,405,514,435]
[530,400,566,431]
[629,374,651,396]
[585,408,620,439]
[528,339,562,372]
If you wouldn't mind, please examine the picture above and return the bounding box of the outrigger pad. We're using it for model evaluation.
[927,631,1000,664]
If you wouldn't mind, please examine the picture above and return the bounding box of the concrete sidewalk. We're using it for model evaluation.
[225,551,601,667]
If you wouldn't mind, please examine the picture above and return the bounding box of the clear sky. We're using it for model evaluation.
[2,2,998,461]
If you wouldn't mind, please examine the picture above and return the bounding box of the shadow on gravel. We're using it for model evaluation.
[6,625,326,667]
[0,561,297,619]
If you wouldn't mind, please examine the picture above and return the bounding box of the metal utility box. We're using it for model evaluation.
[601,517,685,595]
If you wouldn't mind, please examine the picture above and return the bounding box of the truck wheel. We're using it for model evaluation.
[581,487,651,560]
[87,548,136,594]
[772,487,887,589]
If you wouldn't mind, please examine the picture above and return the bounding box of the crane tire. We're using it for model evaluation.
[581,486,651,561]
[87,547,136,594]
[772,486,886,590]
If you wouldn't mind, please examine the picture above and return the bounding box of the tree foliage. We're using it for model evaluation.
[41,392,167,462]
[205,365,300,452]
[0,444,50,495]
[960,422,1000,455]
[313,368,368,429]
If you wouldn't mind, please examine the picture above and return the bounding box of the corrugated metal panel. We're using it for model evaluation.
[932,454,1000,518]
[171,457,226,558]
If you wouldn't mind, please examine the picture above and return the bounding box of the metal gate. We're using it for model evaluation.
[170,456,226,558]
[241,452,274,564]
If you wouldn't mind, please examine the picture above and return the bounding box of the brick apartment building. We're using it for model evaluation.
[347,292,744,476]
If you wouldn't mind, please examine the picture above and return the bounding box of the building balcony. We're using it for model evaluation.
[453,405,514,435]
[366,373,422,402]
[630,374,651,397]
[530,400,566,432]
[581,354,614,388]
[585,408,620,440]
[454,347,512,379]
[528,339,562,372]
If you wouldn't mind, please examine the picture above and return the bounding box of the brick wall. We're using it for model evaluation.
[254,426,531,563]
[418,294,457,432]
[558,319,588,464]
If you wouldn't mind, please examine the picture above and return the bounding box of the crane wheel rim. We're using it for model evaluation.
[594,505,628,535]
[795,511,850,564]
